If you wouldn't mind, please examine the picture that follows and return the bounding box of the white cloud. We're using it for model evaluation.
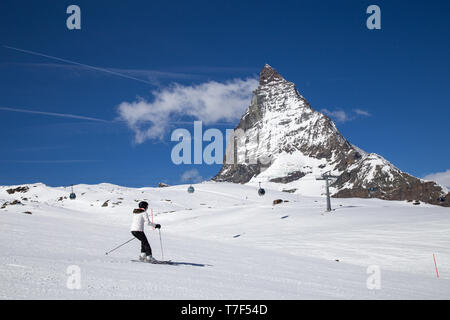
[180,169,203,183]
[117,78,258,143]
[423,169,450,188]
[321,108,372,123]
[353,109,371,117]
[321,109,351,123]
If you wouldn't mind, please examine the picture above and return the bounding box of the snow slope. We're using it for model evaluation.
[0,182,449,299]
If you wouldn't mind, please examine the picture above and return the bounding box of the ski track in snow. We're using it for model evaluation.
[0,182,449,299]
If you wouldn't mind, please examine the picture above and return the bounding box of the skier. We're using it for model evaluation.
[130,201,161,262]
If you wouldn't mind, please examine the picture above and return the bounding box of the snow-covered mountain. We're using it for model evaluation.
[214,65,449,207]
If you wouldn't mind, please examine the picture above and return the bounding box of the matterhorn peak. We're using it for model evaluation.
[214,64,449,207]
[259,64,285,85]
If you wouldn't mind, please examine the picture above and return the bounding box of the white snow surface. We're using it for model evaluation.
[0,182,449,299]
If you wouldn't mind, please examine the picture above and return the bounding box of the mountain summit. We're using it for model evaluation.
[214,65,449,206]
[259,64,285,84]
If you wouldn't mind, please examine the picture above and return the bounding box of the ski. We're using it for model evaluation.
[131,259,175,265]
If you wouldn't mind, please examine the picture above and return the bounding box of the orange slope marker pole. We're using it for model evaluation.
[433,254,439,279]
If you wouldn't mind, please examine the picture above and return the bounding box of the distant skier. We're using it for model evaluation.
[130,201,161,262]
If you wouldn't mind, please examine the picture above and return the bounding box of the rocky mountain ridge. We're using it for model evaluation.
[214,65,449,207]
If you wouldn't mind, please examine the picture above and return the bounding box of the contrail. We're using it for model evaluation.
[0,160,101,164]
[2,45,154,85]
[0,106,110,122]
[0,107,213,125]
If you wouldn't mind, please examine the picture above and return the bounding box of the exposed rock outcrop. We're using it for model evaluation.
[6,186,29,194]
[214,64,449,207]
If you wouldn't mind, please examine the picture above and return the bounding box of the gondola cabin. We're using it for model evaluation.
[258,182,265,196]
[69,185,76,200]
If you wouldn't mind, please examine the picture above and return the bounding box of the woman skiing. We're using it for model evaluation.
[130,201,161,262]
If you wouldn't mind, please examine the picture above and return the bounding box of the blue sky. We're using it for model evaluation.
[0,0,449,187]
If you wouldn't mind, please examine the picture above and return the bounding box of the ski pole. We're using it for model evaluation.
[105,237,135,255]
[158,229,164,261]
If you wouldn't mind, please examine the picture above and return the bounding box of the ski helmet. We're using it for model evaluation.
[138,201,149,210]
